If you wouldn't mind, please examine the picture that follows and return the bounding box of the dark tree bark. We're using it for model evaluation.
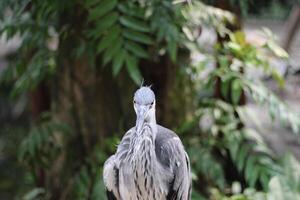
[282,3,300,52]
[30,82,50,188]
[140,56,177,127]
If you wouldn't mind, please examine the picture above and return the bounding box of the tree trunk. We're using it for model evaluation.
[282,3,300,52]
[30,82,50,188]
[47,51,190,198]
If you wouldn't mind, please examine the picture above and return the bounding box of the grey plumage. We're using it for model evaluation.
[103,87,191,200]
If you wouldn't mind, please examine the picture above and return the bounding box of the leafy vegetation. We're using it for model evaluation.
[0,0,299,199]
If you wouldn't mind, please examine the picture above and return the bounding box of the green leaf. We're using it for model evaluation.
[245,156,257,187]
[231,79,242,105]
[124,41,149,58]
[267,41,288,59]
[227,42,242,57]
[237,144,249,172]
[271,69,284,88]
[260,172,270,190]
[112,49,125,76]
[93,12,118,35]
[0,65,15,83]
[221,79,230,99]
[91,177,106,200]
[249,165,259,188]
[231,31,246,45]
[85,0,100,7]
[167,40,177,62]
[102,37,123,65]
[218,56,229,68]
[35,128,43,149]
[123,29,153,45]
[23,188,45,200]
[88,0,117,21]
[28,133,36,157]
[80,167,90,187]
[97,26,121,53]
[117,3,145,19]
[229,140,240,162]
[125,55,141,85]
[119,15,150,33]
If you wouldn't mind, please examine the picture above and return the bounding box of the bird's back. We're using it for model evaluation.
[155,125,181,166]
[104,124,191,200]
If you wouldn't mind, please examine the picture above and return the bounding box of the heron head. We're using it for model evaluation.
[133,86,156,133]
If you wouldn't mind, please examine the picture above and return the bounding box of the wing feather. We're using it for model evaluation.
[103,129,133,200]
[160,137,192,200]
[106,190,117,200]
[103,155,119,199]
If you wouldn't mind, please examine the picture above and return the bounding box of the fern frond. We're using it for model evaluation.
[0,1,58,96]
[225,128,281,190]
[72,147,107,200]
[11,51,56,97]
[150,0,182,62]
[244,80,300,134]
[182,1,235,38]
[198,99,281,190]
[201,61,300,135]
[86,0,153,84]
[188,145,226,189]
[267,154,300,199]
[19,121,71,166]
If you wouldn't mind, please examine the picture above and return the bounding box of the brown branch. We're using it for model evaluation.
[282,4,300,51]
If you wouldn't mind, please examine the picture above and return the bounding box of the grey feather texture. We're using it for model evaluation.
[134,86,155,104]
[103,87,191,200]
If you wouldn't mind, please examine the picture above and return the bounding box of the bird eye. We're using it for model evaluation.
[151,102,154,105]
[133,100,136,104]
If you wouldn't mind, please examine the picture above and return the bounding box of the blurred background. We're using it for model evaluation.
[0,0,300,199]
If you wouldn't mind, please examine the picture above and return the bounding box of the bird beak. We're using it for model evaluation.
[136,105,148,134]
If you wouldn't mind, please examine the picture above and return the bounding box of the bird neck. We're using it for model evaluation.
[128,122,157,158]
[147,110,156,125]
[145,108,156,125]
[134,110,157,135]
[143,111,157,135]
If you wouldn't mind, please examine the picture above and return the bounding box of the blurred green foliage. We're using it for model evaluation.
[203,0,295,19]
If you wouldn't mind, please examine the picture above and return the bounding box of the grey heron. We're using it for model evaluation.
[103,86,191,200]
